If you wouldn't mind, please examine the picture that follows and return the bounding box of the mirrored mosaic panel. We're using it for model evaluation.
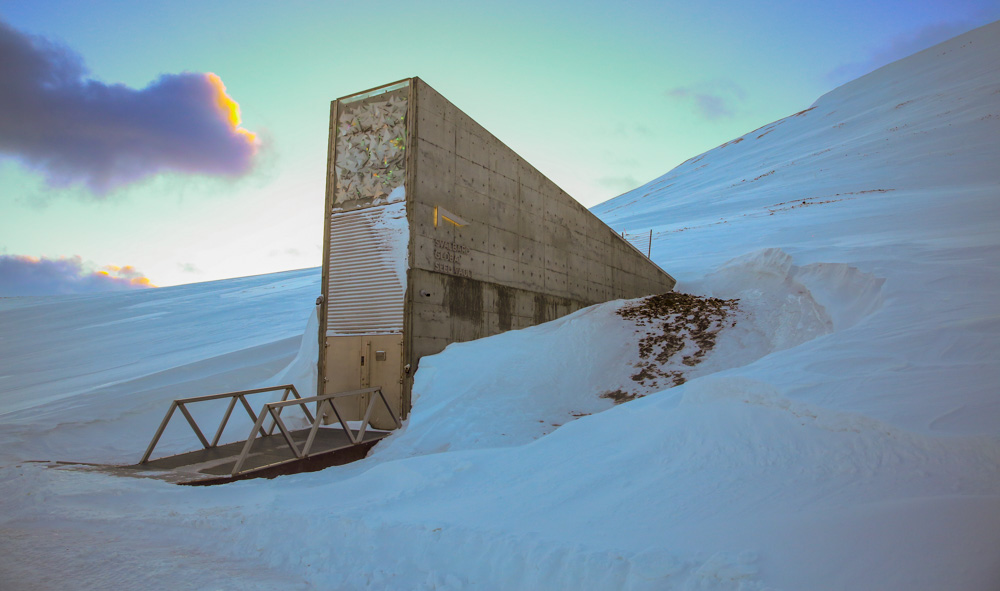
[333,84,409,207]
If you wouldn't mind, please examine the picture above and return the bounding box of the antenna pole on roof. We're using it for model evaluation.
[648,229,652,258]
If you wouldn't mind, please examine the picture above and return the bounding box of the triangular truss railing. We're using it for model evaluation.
[139,384,400,476]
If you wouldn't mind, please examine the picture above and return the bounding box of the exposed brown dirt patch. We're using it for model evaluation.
[601,293,739,404]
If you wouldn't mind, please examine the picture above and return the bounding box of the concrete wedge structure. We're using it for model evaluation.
[319,77,675,426]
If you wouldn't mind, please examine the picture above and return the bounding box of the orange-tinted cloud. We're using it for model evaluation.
[129,276,154,287]
[205,72,258,146]
[0,255,156,296]
[0,18,260,195]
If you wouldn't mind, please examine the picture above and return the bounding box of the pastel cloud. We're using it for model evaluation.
[0,18,259,195]
[0,255,156,296]
[666,81,747,120]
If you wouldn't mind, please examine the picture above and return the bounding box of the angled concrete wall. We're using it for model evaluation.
[403,78,675,410]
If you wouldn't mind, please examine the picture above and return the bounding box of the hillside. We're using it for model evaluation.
[1,22,998,590]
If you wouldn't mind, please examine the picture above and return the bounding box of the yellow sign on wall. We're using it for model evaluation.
[433,206,469,228]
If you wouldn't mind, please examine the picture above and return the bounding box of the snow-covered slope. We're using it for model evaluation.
[0,269,319,464]
[1,22,999,591]
[595,21,999,282]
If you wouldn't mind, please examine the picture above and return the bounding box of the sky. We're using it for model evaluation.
[0,0,997,291]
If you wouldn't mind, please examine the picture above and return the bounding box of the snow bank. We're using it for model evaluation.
[370,246,887,465]
[264,306,319,399]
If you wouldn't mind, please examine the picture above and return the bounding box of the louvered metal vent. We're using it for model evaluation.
[327,207,405,335]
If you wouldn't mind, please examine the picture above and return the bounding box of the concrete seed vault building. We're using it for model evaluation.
[319,77,676,428]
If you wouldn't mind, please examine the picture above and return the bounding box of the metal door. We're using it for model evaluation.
[323,334,403,429]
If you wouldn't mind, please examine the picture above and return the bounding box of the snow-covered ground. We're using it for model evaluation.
[2,21,999,590]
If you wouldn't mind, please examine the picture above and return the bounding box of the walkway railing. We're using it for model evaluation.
[139,384,400,476]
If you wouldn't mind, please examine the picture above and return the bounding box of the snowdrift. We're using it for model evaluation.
[1,21,999,591]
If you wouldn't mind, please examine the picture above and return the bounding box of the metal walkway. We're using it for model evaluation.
[123,384,399,484]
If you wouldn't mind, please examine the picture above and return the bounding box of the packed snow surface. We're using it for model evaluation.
[2,22,999,590]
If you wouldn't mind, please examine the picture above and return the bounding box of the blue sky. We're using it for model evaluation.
[0,0,997,290]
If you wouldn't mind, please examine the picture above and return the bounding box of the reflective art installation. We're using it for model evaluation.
[334,88,408,205]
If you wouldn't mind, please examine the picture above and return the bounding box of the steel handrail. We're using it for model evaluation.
[139,384,401,477]
[268,386,382,406]
[140,384,311,464]
[158,385,302,405]
[229,386,401,476]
